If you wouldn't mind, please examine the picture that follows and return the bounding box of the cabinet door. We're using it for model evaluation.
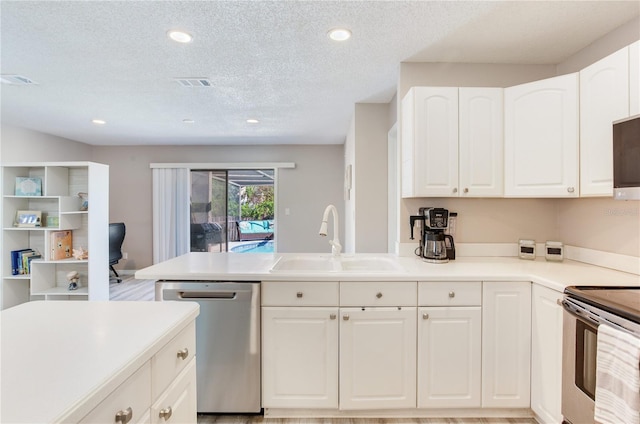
[417,306,481,408]
[151,359,197,424]
[482,281,531,408]
[580,46,630,196]
[630,41,640,116]
[262,307,338,409]
[339,307,416,410]
[459,87,504,197]
[402,87,459,197]
[531,285,563,424]
[504,74,579,197]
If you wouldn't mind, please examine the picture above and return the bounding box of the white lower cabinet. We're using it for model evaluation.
[151,359,197,424]
[339,306,417,410]
[531,285,563,424]
[482,281,532,408]
[80,322,197,424]
[418,307,481,408]
[261,307,339,408]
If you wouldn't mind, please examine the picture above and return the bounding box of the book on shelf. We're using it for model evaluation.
[10,249,41,275]
[14,177,42,196]
[50,230,72,260]
[10,248,32,275]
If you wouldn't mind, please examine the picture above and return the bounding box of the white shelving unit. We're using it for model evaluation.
[1,162,109,309]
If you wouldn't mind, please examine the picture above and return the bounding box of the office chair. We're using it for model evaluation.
[109,222,126,283]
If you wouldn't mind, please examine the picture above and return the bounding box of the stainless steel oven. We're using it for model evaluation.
[562,286,640,424]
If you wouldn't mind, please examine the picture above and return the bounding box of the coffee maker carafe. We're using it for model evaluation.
[410,207,455,263]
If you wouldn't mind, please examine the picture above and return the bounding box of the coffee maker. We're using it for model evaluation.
[410,207,456,263]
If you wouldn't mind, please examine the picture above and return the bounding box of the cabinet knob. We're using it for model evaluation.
[176,348,189,360]
[449,291,455,298]
[330,313,336,320]
[376,292,383,299]
[556,299,563,306]
[296,292,303,298]
[343,314,350,321]
[115,407,133,424]
[159,406,173,421]
[463,188,469,194]
[422,313,429,320]
[567,187,575,193]
[452,188,458,193]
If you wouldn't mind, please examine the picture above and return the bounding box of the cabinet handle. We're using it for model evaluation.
[452,188,458,193]
[159,406,173,421]
[177,348,189,360]
[449,291,455,298]
[567,187,575,193]
[330,313,336,320]
[376,292,383,299]
[557,299,563,306]
[423,313,429,320]
[463,188,469,193]
[343,314,350,321]
[296,292,303,298]
[115,407,133,424]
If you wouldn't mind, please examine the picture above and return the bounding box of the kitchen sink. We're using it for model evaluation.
[270,256,404,273]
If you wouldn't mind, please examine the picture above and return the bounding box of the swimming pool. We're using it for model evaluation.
[231,240,274,253]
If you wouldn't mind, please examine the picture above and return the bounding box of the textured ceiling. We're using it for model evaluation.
[1,1,638,146]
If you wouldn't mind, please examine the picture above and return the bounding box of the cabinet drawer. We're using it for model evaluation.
[80,361,151,424]
[418,281,481,306]
[152,321,196,399]
[262,281,339,306]
[340,282,417,306]
[151,359,197,424]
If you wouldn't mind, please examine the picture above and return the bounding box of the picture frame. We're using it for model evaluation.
[15,210,42,228]
[15,177,42,196]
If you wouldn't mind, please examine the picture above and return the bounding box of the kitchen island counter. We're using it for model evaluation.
[1,301,199,423]
[135,252,639,292]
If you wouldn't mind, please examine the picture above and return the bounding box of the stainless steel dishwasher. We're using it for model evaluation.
[156,281,261,413]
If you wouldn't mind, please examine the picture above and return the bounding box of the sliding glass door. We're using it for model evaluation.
[190,169,275,253]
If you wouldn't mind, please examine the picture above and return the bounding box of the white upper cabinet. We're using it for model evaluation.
[459,88,504,197]
[402,87,504,198]
[504,73,579,197]
[631,41,640,115]
[580,46,630,196]
[402,87,459,197]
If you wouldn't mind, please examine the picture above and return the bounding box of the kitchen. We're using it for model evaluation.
[1,1,640,423]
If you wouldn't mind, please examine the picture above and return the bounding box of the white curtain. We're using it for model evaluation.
[152,168,190,264]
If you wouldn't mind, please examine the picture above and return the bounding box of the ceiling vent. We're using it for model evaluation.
[1,74,38,85]
[174,78,212,88]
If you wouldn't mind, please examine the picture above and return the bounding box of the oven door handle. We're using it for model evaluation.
[562,299,601,327]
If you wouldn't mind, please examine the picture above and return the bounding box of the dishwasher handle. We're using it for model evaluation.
[178,291,237,300]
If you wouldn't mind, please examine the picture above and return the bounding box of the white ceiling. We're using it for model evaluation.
[1,1,638,146]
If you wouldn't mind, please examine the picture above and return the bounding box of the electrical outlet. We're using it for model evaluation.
[123,252,128,260]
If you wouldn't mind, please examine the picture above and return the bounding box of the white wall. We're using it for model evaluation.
[1,125,93,162]
[92,144,345,270]
[353,103,390,253]
[344,117,356,253]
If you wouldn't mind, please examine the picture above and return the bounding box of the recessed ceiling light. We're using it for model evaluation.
[183,119,195,124]
[246,119,259,124]
[167,30,193,43]
[327,28,351,42]
[91,119,106,125]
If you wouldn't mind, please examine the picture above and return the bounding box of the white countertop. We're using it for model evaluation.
[135,252,640,293]
[0,301,200,423]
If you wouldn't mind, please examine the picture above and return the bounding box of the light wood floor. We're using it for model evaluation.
[112,276,536,424]
[109,274,155,301]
